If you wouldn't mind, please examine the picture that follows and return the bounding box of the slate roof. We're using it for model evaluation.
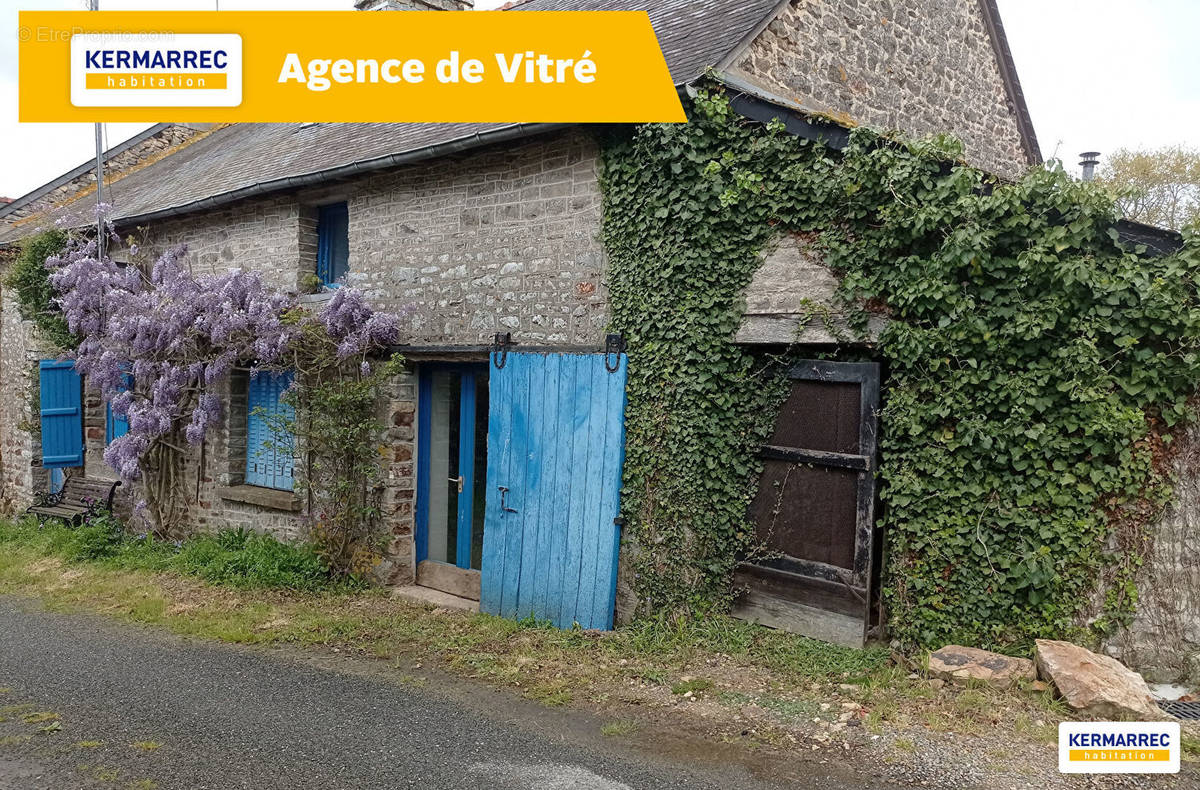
[1,0,1045,245]
[0,0,784,245]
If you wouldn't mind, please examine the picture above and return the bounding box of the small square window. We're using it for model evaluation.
[317,202,349,287]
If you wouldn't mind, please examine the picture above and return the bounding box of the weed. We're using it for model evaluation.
[527,680,572,707]
[77,740,104,748]
[127,780,158,790]
[22,711,60,724]
[600,720,639,737]
[0,735,31,746]
[1183,735,1200,758]
[671,677,714,695]
[893,737,916,753]
[131,741,162,752]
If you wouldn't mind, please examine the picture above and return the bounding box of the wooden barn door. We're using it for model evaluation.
[733,360,880,647]
[480,351,628,630]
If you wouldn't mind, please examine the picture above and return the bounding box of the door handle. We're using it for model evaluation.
[449,475,463,494]
[498,486,517,513]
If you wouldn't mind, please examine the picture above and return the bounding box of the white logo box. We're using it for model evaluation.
[71,33,242,108]
[1059,721,1180,774]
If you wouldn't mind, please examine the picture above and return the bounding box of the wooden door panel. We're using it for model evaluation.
[480,352,628,630]
[735,359,880,646]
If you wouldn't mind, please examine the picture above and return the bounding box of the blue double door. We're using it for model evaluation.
[416,352,628,630]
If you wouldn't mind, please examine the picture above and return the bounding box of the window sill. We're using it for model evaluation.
[217,485,302,512]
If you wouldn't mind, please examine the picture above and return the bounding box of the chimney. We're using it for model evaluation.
[354,0,473,9]
[1079,151,1101,182]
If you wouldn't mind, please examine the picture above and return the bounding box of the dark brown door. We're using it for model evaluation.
[733,360,880,647]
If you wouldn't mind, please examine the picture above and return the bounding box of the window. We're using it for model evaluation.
[317,202,349,287]
[105,372,132,446]
[245,371,295,491]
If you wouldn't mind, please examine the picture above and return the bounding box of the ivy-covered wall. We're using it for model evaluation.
[601,90,1200,652]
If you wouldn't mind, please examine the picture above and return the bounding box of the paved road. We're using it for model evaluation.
[0,598,898,790]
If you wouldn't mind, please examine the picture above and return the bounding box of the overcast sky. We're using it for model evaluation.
[1,0,1197,200]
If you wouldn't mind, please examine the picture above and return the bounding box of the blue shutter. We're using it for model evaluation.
[39,360,84,469]
[105,373,132,445]
[480,352,628,630]
[317,203,349,287]
[245,371,295,490]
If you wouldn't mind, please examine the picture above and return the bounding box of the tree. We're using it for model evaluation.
[1097,145,1200,232]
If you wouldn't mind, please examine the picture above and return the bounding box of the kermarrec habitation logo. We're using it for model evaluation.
[1059,722,1180,774]
[70,33,243,107]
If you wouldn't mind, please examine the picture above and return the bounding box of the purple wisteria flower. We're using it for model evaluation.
[48,219,405,481]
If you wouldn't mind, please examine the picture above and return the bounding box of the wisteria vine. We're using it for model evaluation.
[46,221,401,493]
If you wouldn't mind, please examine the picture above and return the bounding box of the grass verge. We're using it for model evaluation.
[0,517,1090,766]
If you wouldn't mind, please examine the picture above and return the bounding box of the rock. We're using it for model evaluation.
[1034,639,1160,720]
[927,645,1035,687]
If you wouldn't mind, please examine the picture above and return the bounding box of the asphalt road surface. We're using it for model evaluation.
[0,598,899,790]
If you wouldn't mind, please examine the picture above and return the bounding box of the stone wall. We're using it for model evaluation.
[1107,425,1200,683]
[346,129,607,345]
[49,128,607,582]
[733,0,1032,178]
[0,289,47,514]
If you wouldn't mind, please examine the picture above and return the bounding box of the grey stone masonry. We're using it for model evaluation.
[1106,423,1200,684]
[0,289,48,513]
[346,130,607,346]
[733,0,1031,179]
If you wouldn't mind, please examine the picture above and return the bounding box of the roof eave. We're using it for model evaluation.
[977,0,1042,167]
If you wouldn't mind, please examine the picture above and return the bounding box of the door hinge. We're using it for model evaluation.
[604,333,626,372]
[492,332,512,369]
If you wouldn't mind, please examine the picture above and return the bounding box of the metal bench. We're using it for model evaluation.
[25,475,122,526]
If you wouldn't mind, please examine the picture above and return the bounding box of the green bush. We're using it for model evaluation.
[4,229,74,349]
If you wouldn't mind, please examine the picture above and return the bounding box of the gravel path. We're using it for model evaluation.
[0,598,897,790]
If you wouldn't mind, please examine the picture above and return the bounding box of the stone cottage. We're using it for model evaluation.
[8,0,1164,660]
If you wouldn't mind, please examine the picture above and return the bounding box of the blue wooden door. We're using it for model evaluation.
[39,360,83,469]
[480,352,628,630]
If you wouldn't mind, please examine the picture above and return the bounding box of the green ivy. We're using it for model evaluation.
[600,89,1200,651]
[4,228,74,349]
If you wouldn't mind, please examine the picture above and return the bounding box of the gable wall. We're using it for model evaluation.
[734,0,1032,178]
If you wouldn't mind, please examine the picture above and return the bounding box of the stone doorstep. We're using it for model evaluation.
[392,585,480,613]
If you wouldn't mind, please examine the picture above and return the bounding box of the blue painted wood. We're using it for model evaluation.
[479,352,629,630]
[39,360,83,469]
[561,354,592,627]
[499,353,529,619]
[573,358,605,626]
[516,356,547,620]
[105,372,132,446]
[593,355,628,629]
[455,370,477,570]
[480,352,510,616]
[317,203,349,287]
[245,371,294,490]
[415,368,433,564]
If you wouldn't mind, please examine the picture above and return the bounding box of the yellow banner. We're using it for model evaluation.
[19,10,686,123]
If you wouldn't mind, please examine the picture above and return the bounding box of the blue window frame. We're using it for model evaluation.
[245,371,295,491]
[317,202,349,287]
[105,372,132,446]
